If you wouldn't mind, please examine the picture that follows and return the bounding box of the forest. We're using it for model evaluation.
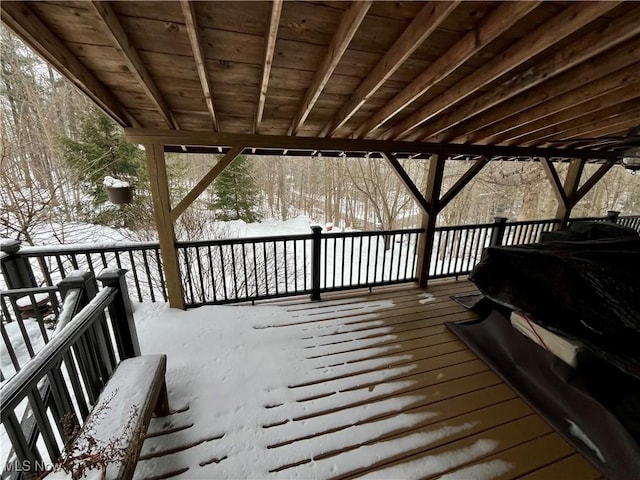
[2,26,639,246]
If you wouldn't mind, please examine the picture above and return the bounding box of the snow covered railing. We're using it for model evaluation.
[1,269,140,478]
[175,227,424,306]
[316,228,423,294]
[1,240,166,304]
[2,213,637,309]
[1,286,62,380]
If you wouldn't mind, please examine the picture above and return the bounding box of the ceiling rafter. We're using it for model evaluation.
[0,1,137,128]
[420,7,640,143]
[520,99,640,147]
[180,0,219,132]
[89,1,178,129]
[351,1,539,139]
[501,90,640,146]
[288,1,371,136]
[443,43,639,144]
[537,112,640,148]
[382,1,621,141]
[255,0,283,134]
[473,63,640,145]
[319,1,459,138]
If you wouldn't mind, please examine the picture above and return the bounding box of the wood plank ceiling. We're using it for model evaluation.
[2,1,639,152]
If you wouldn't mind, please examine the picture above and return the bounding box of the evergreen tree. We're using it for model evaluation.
[211,155,262,222]
[59,111,150,228]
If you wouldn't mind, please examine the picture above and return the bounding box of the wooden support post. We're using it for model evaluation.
[557,158,585,227]
[145,144,185,309]
[415,154,445,288]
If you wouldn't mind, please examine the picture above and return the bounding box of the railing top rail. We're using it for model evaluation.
[18,241,161,256]
[504,218,561,226]
[176,232,314,248]
[618,214,640,219]
[0,286,116,418]
[568,216,609,221]
[0,286,58,297]
[322,228,424,238]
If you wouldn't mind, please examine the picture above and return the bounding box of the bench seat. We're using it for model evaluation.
[63,354,169,480]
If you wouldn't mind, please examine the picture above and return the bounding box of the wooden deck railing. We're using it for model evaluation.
[2,213,638,307]
[1,270,139,477]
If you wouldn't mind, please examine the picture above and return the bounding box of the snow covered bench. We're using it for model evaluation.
[58,354,169,480]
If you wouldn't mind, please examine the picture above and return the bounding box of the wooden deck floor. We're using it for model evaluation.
[140,279,604,479]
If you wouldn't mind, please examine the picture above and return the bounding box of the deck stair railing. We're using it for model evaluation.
[1,213,638,307]
[0,269,138,478]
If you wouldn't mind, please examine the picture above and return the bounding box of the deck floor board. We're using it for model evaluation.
[139,279,600,479]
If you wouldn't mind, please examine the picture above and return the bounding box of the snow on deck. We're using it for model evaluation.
[130,281,601,480]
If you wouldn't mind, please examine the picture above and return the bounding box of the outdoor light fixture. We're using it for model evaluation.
[622,146,640,172]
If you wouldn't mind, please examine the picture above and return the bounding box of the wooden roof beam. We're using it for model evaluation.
[288,1,371,136]
[431,16,640,144]
[255,0,283,134]
[575,160,617,203]
[473,63,640,145]
[539,158,568,207]
[0,1,137,127]
[171,146,244,221]
[381,153,431,214]
[181,1,219,132]
[508,92,640,146]
[351,1,538,139]
[320,1,459,137]
[124,129,621,162]
[438,158,489,211]
[382,1,621,141]
[89,1,178,129]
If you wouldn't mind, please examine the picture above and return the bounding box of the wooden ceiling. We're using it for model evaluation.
[2,1,639,153]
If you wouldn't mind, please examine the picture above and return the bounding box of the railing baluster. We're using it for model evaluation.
[1,318,21,371]
[207,246,218,302]
[303,238,309,291]
[61,352,90,419]
[155,248,168,302]
[355,235,362,286]
[182,248,196,305]
[271,241,278,296]
[196,247,206,304]
[283,241,289,294]
[220,245,229,301]
[128,251,143,302]
[262,242,269,297]
[4,411,41,467]
[373,233,380,284]
[85,253,96,275]
[242,243,250,298]
[141,250,155,303]
[293,240,298,292]
[28,390,61,460]
[251,243,259,298]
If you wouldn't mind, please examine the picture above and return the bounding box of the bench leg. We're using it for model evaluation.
[154,381,170,417]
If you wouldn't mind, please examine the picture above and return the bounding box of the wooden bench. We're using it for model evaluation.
[62,354,169,480]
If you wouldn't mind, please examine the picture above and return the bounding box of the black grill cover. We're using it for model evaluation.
[469,237,640,378]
